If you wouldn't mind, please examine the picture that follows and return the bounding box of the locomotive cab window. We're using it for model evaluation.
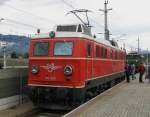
[33,42,49,56]
[54,42,73,56]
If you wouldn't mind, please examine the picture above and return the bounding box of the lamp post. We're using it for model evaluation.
[3,45,6,69]
[0,18,6,69]
[1,42,7,69]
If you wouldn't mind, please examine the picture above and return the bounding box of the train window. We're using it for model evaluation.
[87,44,92,57]
[110,49,113,59]
[101,47,104,58]
[104,48,107,58]
[121,53,123,59]
[54,42,73,56]
[33,42,49,56]
[120,53,122,60]
[101,47,106,58]
[77,24,82,32]
[112,50,115,59]
[122,52,124,60]
[115,51,117,59]
[123,53,125,59]
[119,52,121,60]
[96,46,100,57]
[57,25,77,32]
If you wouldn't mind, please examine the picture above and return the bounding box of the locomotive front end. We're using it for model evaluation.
[28,35,86,108]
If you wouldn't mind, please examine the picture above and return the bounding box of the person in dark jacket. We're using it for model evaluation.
[147,64,150,83]
[125,64,130,83]
[138,63,145,83]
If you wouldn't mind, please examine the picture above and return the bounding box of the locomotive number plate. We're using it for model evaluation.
[45,77,56,80]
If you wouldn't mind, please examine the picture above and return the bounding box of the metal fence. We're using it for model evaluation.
[0,67,28,110]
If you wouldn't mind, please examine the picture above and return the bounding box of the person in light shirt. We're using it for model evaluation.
[131,64,136,80]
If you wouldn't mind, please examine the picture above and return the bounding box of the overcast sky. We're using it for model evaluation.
[0,0,149,51]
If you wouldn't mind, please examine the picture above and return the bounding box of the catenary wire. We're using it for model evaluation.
[61,0,104,28]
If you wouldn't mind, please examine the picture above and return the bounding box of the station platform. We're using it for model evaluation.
[64,74,150,117]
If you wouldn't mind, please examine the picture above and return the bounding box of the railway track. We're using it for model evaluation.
[20,79,124,117]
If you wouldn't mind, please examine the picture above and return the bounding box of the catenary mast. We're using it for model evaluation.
[99,0,112,40]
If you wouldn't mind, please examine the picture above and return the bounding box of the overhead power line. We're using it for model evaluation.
[5,4,56,24]
[61,0,104,28]
[61,0,75,9]
[0,17,47,30]
[5,18,39,29]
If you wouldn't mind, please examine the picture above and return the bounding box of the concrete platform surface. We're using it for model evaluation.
[64,75,150,117]
[0,101,34,117]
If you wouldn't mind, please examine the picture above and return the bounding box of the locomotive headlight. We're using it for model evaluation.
[31,65,39,74]
[49,31,55,38]
[64,65,73,76]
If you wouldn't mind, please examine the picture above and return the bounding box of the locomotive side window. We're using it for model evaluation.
[77,24,82,32]
[54,42,73,56]
[115,51,117,59]
[121,53,123,60]
[33,42,49,56]
[110,49,113,59]
[120,52,122,60]
[101,47,104,58]
[104,48,107,58]
[96,46,100,57]
[87,44,92,57]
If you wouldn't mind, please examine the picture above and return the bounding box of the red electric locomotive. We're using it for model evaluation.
[28,24,126,109]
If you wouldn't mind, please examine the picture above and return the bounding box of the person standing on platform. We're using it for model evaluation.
[131,64,136,80]
[147,64,150,83]
[138,63,145,83]
[125,64,130,83]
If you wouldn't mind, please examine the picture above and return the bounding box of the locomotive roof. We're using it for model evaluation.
[32,24,123,51]
[53,24,92,36]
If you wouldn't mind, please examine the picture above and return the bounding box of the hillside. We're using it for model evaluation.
[0,34,30,56]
